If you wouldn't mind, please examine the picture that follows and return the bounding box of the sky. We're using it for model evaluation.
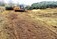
[2,0,57,5]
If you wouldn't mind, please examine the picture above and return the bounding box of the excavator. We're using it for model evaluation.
[5,4,25,12]
[13,5,25,12]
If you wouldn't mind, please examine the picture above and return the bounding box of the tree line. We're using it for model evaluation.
[0,1,5,6]
[25,1,57,10]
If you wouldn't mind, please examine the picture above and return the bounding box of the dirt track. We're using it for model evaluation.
[0,11,57,39]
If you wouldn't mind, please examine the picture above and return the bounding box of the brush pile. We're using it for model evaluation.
[0,7,5,13]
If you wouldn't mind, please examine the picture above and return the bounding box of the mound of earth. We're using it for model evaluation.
[0,12,57,39]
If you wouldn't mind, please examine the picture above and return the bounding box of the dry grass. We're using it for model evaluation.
[0,8,57,39]
[0,7,5,13]
[29,8,57,34]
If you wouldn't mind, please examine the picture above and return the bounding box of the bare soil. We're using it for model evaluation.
[0,11,57,39]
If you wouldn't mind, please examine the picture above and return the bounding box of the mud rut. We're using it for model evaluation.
[0,12,57,39]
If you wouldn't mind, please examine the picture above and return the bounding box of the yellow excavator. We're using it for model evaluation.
[13,5,25,12]
[5,5,25,12]
[5,0,26,12]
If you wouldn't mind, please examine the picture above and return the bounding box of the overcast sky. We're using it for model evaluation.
[3,0,57,5]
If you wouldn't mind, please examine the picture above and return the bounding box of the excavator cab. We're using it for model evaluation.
[14,5,25,12]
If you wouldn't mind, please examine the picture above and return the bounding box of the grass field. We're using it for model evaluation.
[30,8,57,34]
[0,8,57,39]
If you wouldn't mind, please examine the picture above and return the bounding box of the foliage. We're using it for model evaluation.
[0,1,5,6]
[26,1,57,10]
[25,6,33,10]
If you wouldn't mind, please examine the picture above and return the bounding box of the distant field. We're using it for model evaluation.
[0,8,57,39]
[2,8,57,34]
[29,8,57,34]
